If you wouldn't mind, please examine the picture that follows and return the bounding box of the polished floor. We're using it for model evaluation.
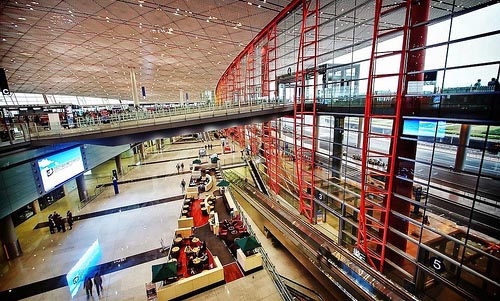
[0,138,334,301]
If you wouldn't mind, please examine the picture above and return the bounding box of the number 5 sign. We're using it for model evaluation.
[429,257,446,273]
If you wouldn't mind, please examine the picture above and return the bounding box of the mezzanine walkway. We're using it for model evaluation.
[22,101,295,147]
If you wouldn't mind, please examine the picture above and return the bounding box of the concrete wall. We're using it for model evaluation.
[0,143,129,219]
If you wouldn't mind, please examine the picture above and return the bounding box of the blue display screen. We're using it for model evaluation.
[36,147,85,192]
[403,119,446,138]
[66,239,102,298]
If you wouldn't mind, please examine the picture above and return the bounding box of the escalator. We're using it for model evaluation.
[224,170,418,301]
[247,159,269,195]
[281,275,325,301]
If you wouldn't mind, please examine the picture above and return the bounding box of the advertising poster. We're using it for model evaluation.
[66,240,102,298]
[37,147,85,192]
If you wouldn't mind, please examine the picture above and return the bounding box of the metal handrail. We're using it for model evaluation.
[280,274,325,301]
[25,100,291,140]
[226,170,419,301]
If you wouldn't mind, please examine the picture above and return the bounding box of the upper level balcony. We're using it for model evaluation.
[1,100,294,149]
[2,87,499,151]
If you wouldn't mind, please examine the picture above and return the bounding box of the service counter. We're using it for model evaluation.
[203,174,213,191]
[236,249,262,273]
[185,186,198,199]
[224,189,239,217]
[177,217,194,229]
[174,227,193,239]
[187,174,212,195]
[209,212,219,235]
[157,256,224,300]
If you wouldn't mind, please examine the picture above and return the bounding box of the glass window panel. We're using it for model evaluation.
[426,20,451,45]
[450,3,500,40]
[421,45,448,71]
[447,35,500,68]
[442,64,499,91]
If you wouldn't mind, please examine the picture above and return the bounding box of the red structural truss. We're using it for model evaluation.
[216,0,301,101]
[245,44,256,105]
[234,57,243,106]
[262,24,278,100]
[357,0,411,272]
[262,121,280,194]
[236,126,245,149]
[293,0,319,223]
[248,124,259,155]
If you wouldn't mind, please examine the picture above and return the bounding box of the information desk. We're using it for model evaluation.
[236,249,262,272]
[157,256,224,300]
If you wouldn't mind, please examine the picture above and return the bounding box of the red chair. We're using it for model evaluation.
[219,229,228,239]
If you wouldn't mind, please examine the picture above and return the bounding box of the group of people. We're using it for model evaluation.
[175,162,184,174]
[48,210,73,234]
[84,272,103,298]
[474,78,500,91]
[204,144,214,150]
[186,241,209,275]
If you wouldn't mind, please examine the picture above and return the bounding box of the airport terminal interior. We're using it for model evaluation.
[1,1,499,301]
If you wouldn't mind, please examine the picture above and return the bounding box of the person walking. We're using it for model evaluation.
[84,277,93,298]
[66,210,73,230]
[176,163,180,174]
[181,179,186,193]
[180,162,184,171]
[93,272,103,297]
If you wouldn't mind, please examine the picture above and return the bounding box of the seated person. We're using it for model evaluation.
[184,245,193,255]
[199,253,209,264]
[187,256,194,273]
[200,241,207,253]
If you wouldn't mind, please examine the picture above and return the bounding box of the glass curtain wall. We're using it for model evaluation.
[217,1,500,300]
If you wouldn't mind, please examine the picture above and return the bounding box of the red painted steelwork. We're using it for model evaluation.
[262,121,279,194]
[216,0,302,96]
[293,0,319,223]
[357,0,411,272]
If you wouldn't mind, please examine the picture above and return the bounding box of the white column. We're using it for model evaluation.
[130,68,139,108]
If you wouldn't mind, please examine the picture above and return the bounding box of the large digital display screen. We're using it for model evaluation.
[403,119,446,138]
[66,239,102,298]
[37,147,85,192]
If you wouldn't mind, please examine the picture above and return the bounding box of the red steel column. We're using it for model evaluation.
[389,0,431,265]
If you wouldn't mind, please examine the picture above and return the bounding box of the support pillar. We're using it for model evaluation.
[454,124,471,172]
[130,68,140,108]
[389,0,430,272]
[357,118,363,148]
[332,116,345,180]
[0,215,22,260]
[179,89,184,105]
[140,143,146,161]
[114,155,123,176]
[75,174,88,202]
[32,199,41,214]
